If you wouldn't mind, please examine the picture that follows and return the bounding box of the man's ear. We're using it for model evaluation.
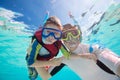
[79,36,82,42]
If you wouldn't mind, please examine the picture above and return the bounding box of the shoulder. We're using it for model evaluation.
[35,29,42,36]
[34,29,42,42]
[78,43,89,48]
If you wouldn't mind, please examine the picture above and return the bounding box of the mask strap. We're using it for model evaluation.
[68,12,82,41]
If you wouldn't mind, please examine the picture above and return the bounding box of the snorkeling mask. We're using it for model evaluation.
[42,27,62,40]
[62,29,81,41]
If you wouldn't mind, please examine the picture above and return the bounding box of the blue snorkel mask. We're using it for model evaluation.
[42,28,62,40]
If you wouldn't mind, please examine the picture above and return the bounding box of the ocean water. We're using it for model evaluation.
[84,3,120,56]
[0,3,120,80]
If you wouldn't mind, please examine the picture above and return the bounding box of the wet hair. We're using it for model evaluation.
[63,23,82,42]
[63,24,76,32]
[44,16,62,30]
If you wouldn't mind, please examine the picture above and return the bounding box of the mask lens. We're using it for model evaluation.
[42,28,51,37]
[53,31,61,38]
[70,30,79,36]
[62,29,80,40]
[62,32,68,39]
[42,28,62,40]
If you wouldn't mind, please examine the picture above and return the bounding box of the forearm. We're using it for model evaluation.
[69,53,92,59]
[79,53,97,62]
[35,67,51,80]
[69,53,97,61]
[30,60,53,67]
[30,58,63,67]
[69,54,81,59]
[79,53,93,59]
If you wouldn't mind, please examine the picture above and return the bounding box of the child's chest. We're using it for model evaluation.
[39,47,50,55]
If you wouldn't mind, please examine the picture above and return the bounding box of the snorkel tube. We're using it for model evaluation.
[68,11,82,42]
[43,11,50,26]
[68,12,79,26]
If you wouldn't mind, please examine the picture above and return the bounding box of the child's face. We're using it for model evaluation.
[62,28,80,51]
[42,23,62,44]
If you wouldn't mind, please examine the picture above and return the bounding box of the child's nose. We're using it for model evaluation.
[49,36,55,40]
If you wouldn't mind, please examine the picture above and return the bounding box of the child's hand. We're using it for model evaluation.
[50,57,64,66]
[89,54,97,62]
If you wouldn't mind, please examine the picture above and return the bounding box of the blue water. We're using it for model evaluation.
[0,3,120,80]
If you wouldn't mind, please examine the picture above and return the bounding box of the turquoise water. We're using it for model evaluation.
[0,26,81,80]
[84,3,120,56]
[0,3,120,80]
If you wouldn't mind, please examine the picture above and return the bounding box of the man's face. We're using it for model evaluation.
[62,28,80,51]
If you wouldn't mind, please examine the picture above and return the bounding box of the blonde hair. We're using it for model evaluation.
[63,24,77,32]
[44,16,62,30]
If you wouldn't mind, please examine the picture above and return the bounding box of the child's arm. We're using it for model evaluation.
[30,58,63,67]
[69,53,97,62]
[35,67,51,80]
[80,53,97,62]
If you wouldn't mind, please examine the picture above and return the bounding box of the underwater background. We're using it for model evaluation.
[0,0,120,80]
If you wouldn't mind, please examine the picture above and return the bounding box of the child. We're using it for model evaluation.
[26,16,70,80]
[48,23,120,79]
